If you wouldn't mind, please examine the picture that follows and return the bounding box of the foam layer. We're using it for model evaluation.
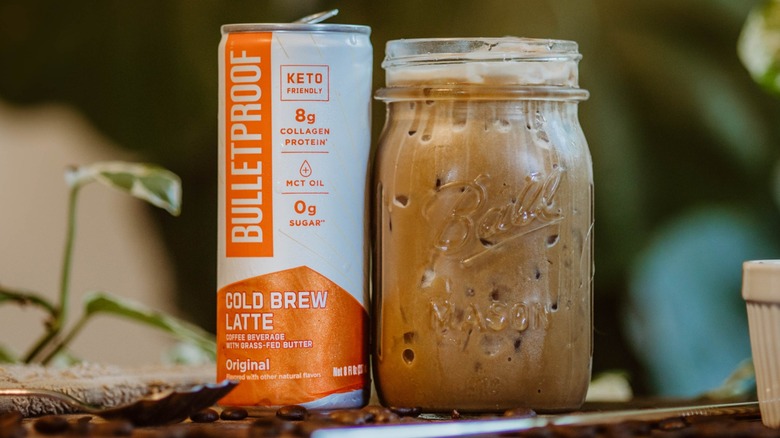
[382,37,581,87]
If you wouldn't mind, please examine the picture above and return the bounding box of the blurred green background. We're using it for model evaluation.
[1,0,779,397]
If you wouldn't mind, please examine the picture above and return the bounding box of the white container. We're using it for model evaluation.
[742,260,780,428]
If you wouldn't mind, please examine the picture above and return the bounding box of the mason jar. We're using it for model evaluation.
[372,37,594,412]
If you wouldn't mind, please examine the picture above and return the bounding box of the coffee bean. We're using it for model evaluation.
[503,407,537,418]
[93,420,134,436]
[684,414,720,425]
[361,405,399,423]
[657,417,687,431]
[190,408,219,423]
[375,410,400,423]
[220,406,248,421]
[249,415,276,428]
[328,409,371,425]
[596,420,653,438]
[180,427,218,438]
[33,415,69,435]
[518,427,555,438]
[304,411,331,423]
[0,426,26,438]
[389,406,422,417]
[69,416,94,436]
[548,425,596,438]
[249,417,301,437]
[276,405,308,421]
[0,411,22,425]
[0,411,23,429]
[0,410,25,438]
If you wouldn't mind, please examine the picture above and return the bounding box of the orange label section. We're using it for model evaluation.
[217,266,368,406]
[224,32,273,257]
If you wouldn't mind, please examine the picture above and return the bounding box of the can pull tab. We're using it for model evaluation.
[294,9,339,24]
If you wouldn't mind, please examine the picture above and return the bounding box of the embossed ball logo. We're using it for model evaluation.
[423,166,565,264]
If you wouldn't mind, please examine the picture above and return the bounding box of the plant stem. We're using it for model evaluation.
[0,288,56,315]
[22,181,82,363]
[40,312,89,365]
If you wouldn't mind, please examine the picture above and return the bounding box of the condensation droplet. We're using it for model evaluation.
[480,238,495,247]
[394,194,409,207]
[402,349,415,364]
[480,335,503,357]
[420,269,435,288]
[495,119,511,132]
[490,284,509,301]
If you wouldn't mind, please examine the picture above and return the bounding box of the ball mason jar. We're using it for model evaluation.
[372,38,594,412]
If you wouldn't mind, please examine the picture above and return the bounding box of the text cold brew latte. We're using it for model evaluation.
[372,38,594,412]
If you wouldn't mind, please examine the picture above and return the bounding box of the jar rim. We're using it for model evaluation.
[381,37,584,89]
[375,85,589,102]
[382,37,581,69]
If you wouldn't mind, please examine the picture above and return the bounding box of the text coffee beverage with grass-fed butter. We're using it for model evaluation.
[217,23,372,409]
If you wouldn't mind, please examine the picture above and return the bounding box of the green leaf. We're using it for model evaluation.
[738,0,780,95]
[83,292,215,359]
[66,162,182,216]
[0,345,17,363]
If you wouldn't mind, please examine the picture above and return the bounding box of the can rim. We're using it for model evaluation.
[221,23,371,35]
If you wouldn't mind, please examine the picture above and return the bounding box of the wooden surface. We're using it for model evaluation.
[4,402,779,438]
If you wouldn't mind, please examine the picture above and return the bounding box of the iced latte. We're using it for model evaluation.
[372,38,594,412]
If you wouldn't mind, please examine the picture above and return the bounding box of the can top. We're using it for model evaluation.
[221,23,370,35]
[743,260,780,303]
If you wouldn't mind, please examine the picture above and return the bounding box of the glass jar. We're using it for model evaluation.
[372,38,593,412]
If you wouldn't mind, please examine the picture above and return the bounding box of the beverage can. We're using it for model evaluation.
[216,23,372,409]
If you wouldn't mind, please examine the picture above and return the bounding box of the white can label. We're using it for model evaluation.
[217,29,371,408]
